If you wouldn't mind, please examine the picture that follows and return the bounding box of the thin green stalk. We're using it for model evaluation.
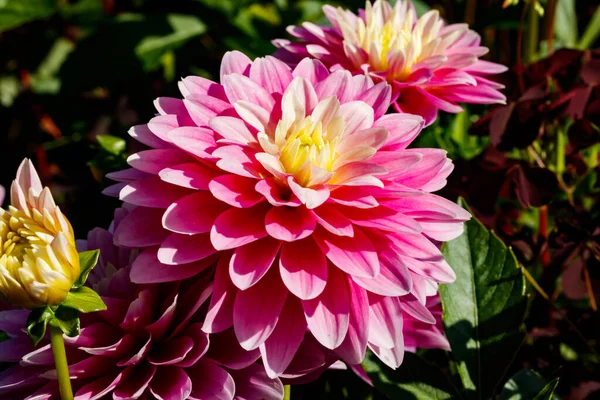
[50,326,74,400]
[526,1,539,63]
[578,7,600,50]
[283,385,291,400]
[556,126,566,177]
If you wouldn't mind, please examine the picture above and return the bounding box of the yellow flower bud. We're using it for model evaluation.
[0,159,80,309]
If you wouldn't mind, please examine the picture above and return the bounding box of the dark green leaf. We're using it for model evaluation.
[362,351,461,400]
[26,306,54,345]
[532,379,560,400]
[62,286,107,313]
[50,306,80,337]
[73,249,100,288]
[96,135,126,156]
[554,0,577,48]
[135,14,206,70]
[440,199,527,399]
[501,370,560,400]
[0,0,57,32]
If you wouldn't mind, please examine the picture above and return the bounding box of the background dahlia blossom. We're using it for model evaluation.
[0,208,284,400]
[106,51,470,376]
[274,0,507,124]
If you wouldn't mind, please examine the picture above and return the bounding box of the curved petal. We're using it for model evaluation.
[279,237,328,300]
[302,266,350,349]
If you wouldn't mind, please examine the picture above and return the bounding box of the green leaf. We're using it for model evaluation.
[26,306,54,345]
[135,14,206,70]
[30,38,75,95]
[501,370,560,400]
[554,0,577,48]
[449,111,488,160]
[533,379,560,400]
[362,351,461,400]
[73,249,100,288]
[577,6,600,50]
[97,135,126,155]
[50,306,80,337]
[440,199,527,399]
[62,286,107,313]
[0,0,57,32]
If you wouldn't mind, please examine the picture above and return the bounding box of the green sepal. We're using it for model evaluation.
[73,250,100,289]
[26,305,82,345]
[62,286,107,313]
[26,306,54,345]
[49,306,80,338]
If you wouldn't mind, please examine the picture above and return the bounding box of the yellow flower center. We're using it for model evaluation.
[337,1,446,80]
[278,116,339,186]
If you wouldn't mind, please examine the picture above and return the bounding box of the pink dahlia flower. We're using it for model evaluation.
[106,51,470,374]
[0,208,284,400]
[274,0,507,124]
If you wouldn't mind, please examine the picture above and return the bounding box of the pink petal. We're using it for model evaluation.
[157,232,216,265]
[209,174,264,208]
[313,227,379,278]
[162,191,229,235]
[233,266,288,350]
[330,187,378,209]
[312,204,354,237]
[357,82,392,119]
[260,297,307,378]
[338,101,375,136]
[210,204,270,250]
[335,278,369,365]
[175,324,210,367]
[168,127,217,160]
[222,73,275,111]
[149,366,192,400]
[302,266,350,349]
[204,329,261,370]
[249,56,294,94]
[148,336,194,366]
[213,145,265,179]
[203,255,236,333]
[113,207,169,248]
[210,116,257,146]
[375,113,424,150]
[292,58,329,86]
[183,95,232,127]
[344,206,422,233]
[288,177,330,209]
[130,247,215,284]
[401,295,436,324]
[179,75,227,99]
[279,237,328,300]
[159,162,219,190]
[186,360,235,400]
[129,124,172,149]
[230,236,281,290]
[220,51,252,80]
[315,70,354,103]
[265,206,317,242]
[154,97,195,125]
[367,294,403,349]
[255,178,302,207]
[229,364,284,400]
[120,176,192,208]
[74,372,122,400]
[113,363,156,400]
[127,149,192,175]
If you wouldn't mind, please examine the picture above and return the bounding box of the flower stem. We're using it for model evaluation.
[50,326,74,400]
[283,385,291,400]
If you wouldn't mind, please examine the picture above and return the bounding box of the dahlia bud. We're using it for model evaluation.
[0,159,80,309]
